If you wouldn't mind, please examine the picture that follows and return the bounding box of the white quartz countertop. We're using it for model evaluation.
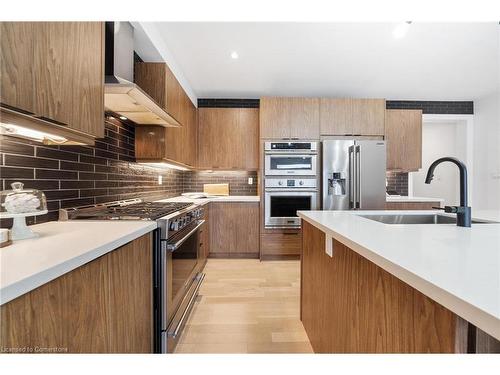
[297,209,500,340]
[0,221,157,305]
[156,195,260,205]
[386,196,444,203]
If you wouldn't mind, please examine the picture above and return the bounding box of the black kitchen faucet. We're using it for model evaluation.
[425,157,472,227]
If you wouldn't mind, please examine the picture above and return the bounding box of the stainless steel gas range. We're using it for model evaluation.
[60,198,205,353]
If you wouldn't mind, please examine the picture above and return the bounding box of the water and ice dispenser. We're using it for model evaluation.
[327,172,346,196]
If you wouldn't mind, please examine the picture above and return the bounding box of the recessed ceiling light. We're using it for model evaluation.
[119,116,128,120]
[393,21,412,39]
[230,51,239,59]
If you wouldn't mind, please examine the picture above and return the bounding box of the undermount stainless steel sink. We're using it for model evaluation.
[358,214,495,225]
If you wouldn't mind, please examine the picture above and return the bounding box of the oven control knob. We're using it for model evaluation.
[299,181,304,186]
[278,181,283,186]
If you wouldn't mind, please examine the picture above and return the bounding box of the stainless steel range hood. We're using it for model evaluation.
[104,22,180,127]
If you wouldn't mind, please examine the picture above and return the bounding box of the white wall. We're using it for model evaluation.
[473,92,500,210]
[413,121,468,206]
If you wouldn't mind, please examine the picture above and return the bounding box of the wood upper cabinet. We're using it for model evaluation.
[134,62,184,125]
[198,108,259,170]
[320,98,386,136]
[0,234,153,353]
[209,202,259,258]
[135,62,197,167]
[260,97,319,139]
[0,22,35,114]
[385,109,423,171]
[1,22,105,139]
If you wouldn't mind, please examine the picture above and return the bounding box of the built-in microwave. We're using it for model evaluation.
[264,142,318,176]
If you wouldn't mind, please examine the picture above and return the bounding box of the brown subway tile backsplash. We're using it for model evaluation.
[386,171,409,196]
[1,117,258,226]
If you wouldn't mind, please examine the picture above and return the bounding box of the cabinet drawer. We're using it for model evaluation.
[260,232,302,258]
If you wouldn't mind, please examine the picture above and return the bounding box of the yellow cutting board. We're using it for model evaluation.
[203,183,229,196]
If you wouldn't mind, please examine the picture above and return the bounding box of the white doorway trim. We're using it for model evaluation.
[408,114,474,206]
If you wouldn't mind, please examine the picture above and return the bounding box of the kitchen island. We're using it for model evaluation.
[297,210,500,353]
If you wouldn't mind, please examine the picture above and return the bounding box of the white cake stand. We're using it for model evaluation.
[0,210,48,240]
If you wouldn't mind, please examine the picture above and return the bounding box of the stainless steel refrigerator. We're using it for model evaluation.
[322,140,386,210]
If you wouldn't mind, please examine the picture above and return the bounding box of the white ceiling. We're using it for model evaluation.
[151,22,499,100]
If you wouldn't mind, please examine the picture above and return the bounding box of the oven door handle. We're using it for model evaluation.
[165,220,205,252]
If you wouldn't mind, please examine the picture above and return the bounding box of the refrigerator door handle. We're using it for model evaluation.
[348,145,355,209]
[355,145,361,209]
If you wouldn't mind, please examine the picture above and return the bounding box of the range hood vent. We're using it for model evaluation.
[104,22,180,127]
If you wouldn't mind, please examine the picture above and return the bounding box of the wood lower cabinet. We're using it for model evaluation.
[0,233,153,353]
[260,97,319,139]
[1,22,105,141]
[386,109,423,171]
[320,98,386,136]
[209,202,259,258]
[301,220,463,353]
[260,231,302,260]
[198,108,259,170]
[385,201,442,210]
[198,203,210,269]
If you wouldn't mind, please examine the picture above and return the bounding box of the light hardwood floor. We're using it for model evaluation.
[174,259,313,353]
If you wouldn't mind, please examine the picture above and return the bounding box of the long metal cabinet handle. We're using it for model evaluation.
[166,220,205,252]
[348,145,355,209]
[169,273,205,339]
[355,145,361,209]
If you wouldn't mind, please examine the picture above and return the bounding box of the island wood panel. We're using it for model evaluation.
[385,201,441,210]
[0,22,35,113]
[320,98,386,136]
[260,97,320,139]
[301,220,463,353]
[385,109,423,171]
[209,202,259,258]
[0,233,153,353]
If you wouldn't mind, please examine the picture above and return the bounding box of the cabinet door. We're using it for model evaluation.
[65,22,105,138]
[350,99,385,135]
[33,22,104,137]
[260,97,320,139]
[238,108,259,170]
[320,98,385,136]
[259,97,291,139]
[385,109,422,171]
[198,108,238,169]
[0,22,35,113]
[209,203,259,257]
[288,98,320,139]
[34,22,70,126]
[233,203,259,256]
[209,202,238,255]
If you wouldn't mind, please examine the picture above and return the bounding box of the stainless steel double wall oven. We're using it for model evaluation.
[264,142,320,228]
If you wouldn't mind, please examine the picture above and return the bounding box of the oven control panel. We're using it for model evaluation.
[265,178,317,189]
[168,207,204,232]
